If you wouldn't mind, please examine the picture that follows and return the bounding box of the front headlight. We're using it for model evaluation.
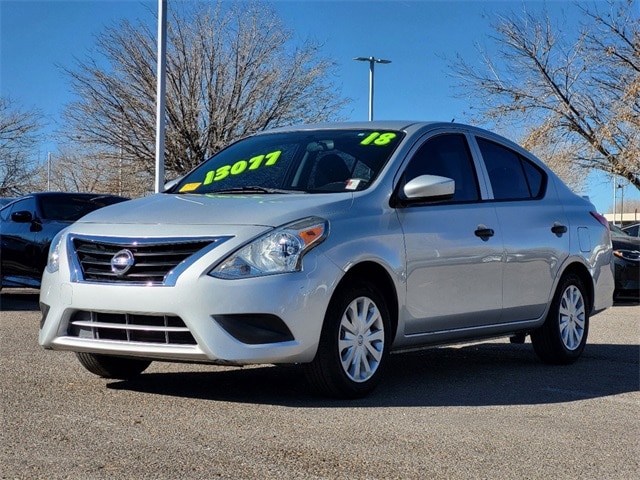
[46,230,66,273]
[210,217,328,279]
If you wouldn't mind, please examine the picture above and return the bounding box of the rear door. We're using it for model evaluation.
[396,132,504,334]
[473,136,569,321]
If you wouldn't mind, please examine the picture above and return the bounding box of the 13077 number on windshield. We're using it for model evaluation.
[203,150,282,185]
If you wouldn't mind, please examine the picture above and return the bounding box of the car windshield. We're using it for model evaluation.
[39,195,126,221]
[622,223,639,237]
[173,129,404,194]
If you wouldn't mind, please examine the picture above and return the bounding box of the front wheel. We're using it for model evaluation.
[304,280,391,398]
[531,274,589,364]
[75,352,151,379]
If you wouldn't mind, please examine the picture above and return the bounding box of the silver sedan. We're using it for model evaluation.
[39,121,614,398]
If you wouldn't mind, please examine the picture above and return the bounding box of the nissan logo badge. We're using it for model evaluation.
[110,249,135,276]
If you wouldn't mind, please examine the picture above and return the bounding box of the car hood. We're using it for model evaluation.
[76,192,354,227]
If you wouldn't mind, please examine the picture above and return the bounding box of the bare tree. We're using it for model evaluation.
[452,0,639,192]
[61,1,348,189]
[29,144,149,198]
[0,97,44,196]
[612,198,640,216]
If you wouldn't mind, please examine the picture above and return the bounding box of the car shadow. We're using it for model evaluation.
[614,298,639,306]
[6,288,635,407]
[107,341,639,408]
[0,289,40,311]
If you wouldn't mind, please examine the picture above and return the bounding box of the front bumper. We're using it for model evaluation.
[39,251,340,365]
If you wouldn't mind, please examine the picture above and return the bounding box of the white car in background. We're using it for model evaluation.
[39,121,614,398]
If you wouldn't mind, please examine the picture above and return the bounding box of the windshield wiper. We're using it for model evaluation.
[211,186,297,194]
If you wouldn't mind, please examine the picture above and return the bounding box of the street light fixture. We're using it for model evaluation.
[353,56,392,121]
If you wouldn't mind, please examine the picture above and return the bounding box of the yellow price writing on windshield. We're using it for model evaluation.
[203,150,282,185]
[360,132,397,146]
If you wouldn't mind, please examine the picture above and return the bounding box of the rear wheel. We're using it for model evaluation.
[75,352,151,379]
[305,280,391,398]
[531,274,589,364]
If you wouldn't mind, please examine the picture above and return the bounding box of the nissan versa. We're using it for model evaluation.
[39,121,614,398]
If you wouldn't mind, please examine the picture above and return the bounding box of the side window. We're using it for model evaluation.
[3,198,35,220]
[521,157,545,198]
[404,134,480,202]
[477,138,546,200]
[21,198,37,216]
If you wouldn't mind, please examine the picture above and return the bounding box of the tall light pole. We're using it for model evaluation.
[618,182,625,225]
[154,0,167,193]
[47,152,52,191]
[353,56,391,121]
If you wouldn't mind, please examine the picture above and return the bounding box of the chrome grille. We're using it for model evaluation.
[68,310,197,345]
[70,235,225,285]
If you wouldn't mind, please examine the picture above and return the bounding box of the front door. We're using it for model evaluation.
[396,133,504,335]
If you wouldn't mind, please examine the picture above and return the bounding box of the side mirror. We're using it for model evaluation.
[11,210,34,223]
[163,176,184,193]
[403,175,455,202]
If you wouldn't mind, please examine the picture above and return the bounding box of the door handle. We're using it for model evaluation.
[475,225,495,239]
[551,222,567,235]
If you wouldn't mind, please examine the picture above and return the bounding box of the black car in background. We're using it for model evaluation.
[1,192,128,289]
[609,225,640,301]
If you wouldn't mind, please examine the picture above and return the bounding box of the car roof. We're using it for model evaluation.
[255,120,530,149]
[0,192,127,211]
[7,192,124,200]
[255,121,481,139]
[260,120,438,133]
[622,222,639,230]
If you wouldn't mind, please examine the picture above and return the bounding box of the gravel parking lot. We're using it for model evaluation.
[1,289,638,480]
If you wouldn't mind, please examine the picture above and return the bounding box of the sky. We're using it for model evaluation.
[1,0,638,213]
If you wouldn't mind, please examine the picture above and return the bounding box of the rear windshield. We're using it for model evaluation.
[173,129,404,194]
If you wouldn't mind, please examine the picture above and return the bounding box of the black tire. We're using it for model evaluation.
[612,289,620,303]
[304,280,391,398]
[75,352,151,379]
[531,273,589,364]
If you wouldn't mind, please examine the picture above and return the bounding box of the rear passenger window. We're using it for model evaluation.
[404,134,480,202]
[520,158,545,197]
[477,138,546,200]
